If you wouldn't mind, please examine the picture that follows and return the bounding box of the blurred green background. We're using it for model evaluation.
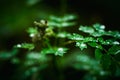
[0,0,120,80]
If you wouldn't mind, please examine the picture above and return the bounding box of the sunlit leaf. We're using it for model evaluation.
[97,37,104,43]
[16,43,35,50]
[62,14,77,21]
[27,27,38,37]
[76,42,87,50]
[84,37,95,42]
[61,22,76,27]
[106,31,120,38]
[27,27,38,34]
[40,48,56,54]
[48,21,76,27]
[79,26,94,34]
[55,47,68,56]
[49,14,77,22]
[41,47,68,56]
[93,23,105,31]
[57,32,71,38]
[91,31,104,37]
[102,39,113,45]
[68,33,84,40]
[49,16,63,22]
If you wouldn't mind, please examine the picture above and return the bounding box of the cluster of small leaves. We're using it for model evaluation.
[79,23,120,39]
[15,14,77,57]
[14,14,120,79]
[13,15,77,79]
[15,43,35,50]
[68,24,120,50]
[68,23,120,74]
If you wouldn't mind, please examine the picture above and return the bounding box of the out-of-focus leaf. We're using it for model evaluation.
[27,52,45,60]
[93,23,105,31]
[70,54,106,75]
[60,22,76,27]
[48,15,76,28]
[15,43,35,50]
[41,47,68,56]
[88,42,103,49]
[0,49,18,59]
[49,14,77,22]
[26,0,42,6]
[27,27,38,37]
[48,21,76,27]
[76,42,87,50]
[79,26,94,34]
[91,32,104,37]
[27,27,38,34]
[55,47,68,56]
[57,32,71,38]
[108,46,120,55]
[68,33,84,40]
[95,49,102,60]
[102,39,112,45]
[84,37,95,42]
[106,31,120,38]
[62,14,77,21]
[100,54,111,70]
[97,37,104,43]
[11,58,20,64]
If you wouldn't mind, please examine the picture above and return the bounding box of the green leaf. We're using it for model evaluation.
[97,37,104,43]
[95,49,102,60]
[55,48,68,56]
[41,48,68,56]
[100,54,111,70]
[79,26,94,34]
[0,49,18,59]
[88,42,103,49]
[48,15,76,27]
[93,23,105,31]
[15,43,35,50]
[27,27,38,37]
[108,46,120,55]
[40,48,56,54]
[49,14,77,22]
[84,37,95,42]
[57,32,71,38]
[102,39,112,45]
[106,31,120,38]
[68,33,84,40]
[27,27,38,34]
[60,22,76,27]
[49,16,62,22]
[91,32,104,37]
[62,14,77,21]
[76,42,87,50]
[48,21,76,27]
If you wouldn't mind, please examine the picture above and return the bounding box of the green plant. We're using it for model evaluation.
[1,14,120,80]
